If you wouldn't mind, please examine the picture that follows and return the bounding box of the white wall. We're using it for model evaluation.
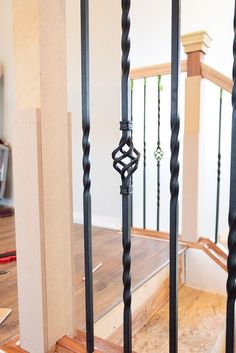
[131,0,234,76]
[130,0,234,236]
[186,248,227,295]
[0,1,234,232]
[0,0,15,205]
[66,0,122,228]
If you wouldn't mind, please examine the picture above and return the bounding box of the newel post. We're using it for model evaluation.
[11,1,75,352]
[181,31,212,242]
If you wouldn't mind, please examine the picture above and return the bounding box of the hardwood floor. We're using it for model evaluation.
[0,216,18,344]
[0,216,178,345]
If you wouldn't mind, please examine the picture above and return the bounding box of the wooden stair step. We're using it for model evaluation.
[56,332,137,353]
[0,337,27,353]
[133,285,226,353]
[0,345,27,353]
[75,330,136,353]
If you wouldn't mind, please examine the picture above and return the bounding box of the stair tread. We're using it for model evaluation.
[75,330,136,353]
[56,333,136,353]
[133,286,226,353]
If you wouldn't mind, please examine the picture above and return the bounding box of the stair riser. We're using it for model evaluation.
[94,251,185,344]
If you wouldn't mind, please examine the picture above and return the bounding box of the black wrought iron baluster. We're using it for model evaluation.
[80,1,94,352]
[154,76,164,231]
[169,0,181,352]
[112,2,140,352]
[215,88,223,244]
[143,78,147,229]
[131,79,134,227]
[226,2,236,352]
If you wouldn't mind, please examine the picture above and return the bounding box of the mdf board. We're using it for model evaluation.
[0,308,12,325]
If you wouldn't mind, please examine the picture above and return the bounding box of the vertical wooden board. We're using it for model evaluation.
[182,76,202,243]
[12,1,75,351]
[37,0,74,346]
[12,109,46,353]
[12,0,40,109]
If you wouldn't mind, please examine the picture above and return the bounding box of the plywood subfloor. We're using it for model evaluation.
[133,286,226,353]
[0,216,178,344]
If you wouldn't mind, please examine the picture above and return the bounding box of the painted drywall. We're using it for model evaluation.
[66,0,121,228]
[186,248,227,295]
[131,0,234,76]
[130,0,234,236]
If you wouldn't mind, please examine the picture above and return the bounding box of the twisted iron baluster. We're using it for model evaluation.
[154,76,164,231]
[143,78,147,229]
[215,88,223,244]
[169,0,180,352]
[226,3,236,352]
[80,1,94,352]
[131,79,134,227]
[112,2,140,352]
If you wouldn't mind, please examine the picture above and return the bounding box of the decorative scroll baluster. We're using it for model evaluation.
[169,1,181,353]
[80,1,94,352]
[226,3,236,352]
[143,78,147,229]
[112,1,140,352]
[154,76,164,231]
[215,88,223,244]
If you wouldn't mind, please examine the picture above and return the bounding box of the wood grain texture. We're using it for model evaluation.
[186,51,202,77]
[130,60,187,80]
[0,217,176,346]
[0,216,18,344]
[131,227,227,272]
[75,330,134,353]
[74,226,180,329]
[56,336,102,353]
[201,62,232,93]
[0,347,27,353]
[0,336,27,353]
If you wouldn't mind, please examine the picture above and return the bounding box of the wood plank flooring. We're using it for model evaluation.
[0,216,179,345]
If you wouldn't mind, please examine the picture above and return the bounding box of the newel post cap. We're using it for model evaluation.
[181,31,212,54]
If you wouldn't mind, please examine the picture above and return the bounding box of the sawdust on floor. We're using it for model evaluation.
[133,286,226,353]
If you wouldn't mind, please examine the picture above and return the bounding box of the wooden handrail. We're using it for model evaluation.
[130,60,232,92]
[201,62,232,93]
[130,60,187,80]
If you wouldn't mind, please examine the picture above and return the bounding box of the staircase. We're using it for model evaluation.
[0,233,227,353]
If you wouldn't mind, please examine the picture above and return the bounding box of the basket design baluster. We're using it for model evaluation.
[154,75,164,231]
[112,1,140,352]
[226,4,236,352]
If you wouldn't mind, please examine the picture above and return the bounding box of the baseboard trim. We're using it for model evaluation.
[73,212,121,231]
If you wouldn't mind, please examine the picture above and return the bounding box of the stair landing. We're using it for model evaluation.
[133,286,226,353]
